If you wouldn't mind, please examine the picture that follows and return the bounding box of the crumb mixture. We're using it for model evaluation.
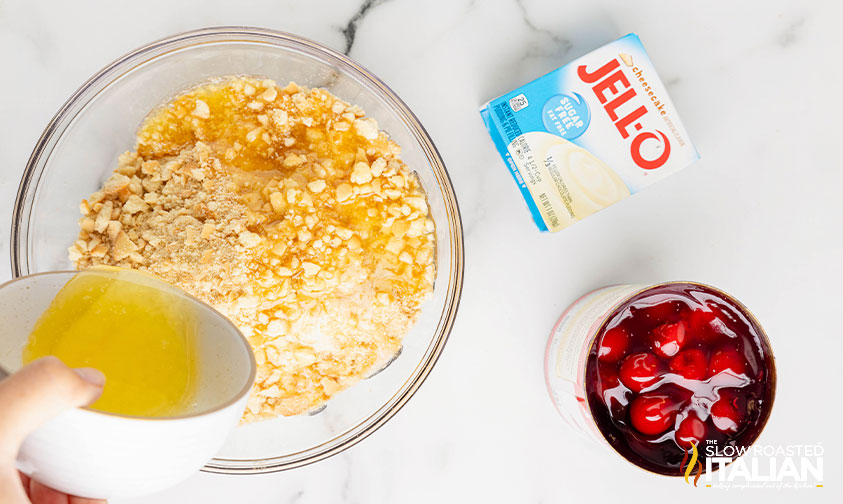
[69,77,436,421]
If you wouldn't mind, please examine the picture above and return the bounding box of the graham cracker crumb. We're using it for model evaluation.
[71,77,436,422]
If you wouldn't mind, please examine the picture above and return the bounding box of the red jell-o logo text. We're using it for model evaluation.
[577,59,671,170]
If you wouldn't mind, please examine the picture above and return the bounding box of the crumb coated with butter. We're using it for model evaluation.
[70,77,436,421]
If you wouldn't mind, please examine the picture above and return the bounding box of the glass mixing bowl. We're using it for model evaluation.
[10,27,463,473]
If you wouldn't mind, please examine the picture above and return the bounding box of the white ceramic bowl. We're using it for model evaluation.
[0,271,256,499]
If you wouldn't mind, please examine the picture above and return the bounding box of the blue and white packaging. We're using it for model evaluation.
[481,34,699,232]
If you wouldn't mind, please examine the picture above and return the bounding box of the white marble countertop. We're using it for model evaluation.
[1,0,841,502]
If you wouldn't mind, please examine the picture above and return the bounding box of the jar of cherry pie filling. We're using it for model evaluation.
[545,282,776,476]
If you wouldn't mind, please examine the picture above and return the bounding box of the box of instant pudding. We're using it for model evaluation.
[480,33,699,232]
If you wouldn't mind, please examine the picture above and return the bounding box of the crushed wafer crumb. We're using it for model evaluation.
[70,77,436,421]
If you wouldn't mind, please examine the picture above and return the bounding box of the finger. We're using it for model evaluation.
[19,471,32,499]
[29,479,107,504]
[70,495,108,504]
[28,479,68,504]
[0,356,104,461]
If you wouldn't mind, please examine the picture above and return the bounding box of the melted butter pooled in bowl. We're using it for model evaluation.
[23,268,199,417]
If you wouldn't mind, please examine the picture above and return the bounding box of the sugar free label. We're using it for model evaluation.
[541,93,590,140]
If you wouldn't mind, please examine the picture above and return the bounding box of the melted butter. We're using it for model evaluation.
[23,268,198,417]
[135,79,382,174]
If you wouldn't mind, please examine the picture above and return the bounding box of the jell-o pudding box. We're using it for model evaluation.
[480,33,699,232]
[545,283,776,476]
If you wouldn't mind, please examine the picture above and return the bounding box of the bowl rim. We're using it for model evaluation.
[0,269,258,422]
[10,26,465,474]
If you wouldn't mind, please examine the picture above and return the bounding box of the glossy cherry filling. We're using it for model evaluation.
[585,283,775,475]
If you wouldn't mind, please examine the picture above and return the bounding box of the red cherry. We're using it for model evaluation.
[651,320,686,359]
[598,367,626,416]
[707,302,740,327]
[688,306,740,342]
[598,366,620,394]
[686,309,720,343]
[711,397,742,433]
[669,349,708,380]
[619,353,663,393]
[676,413,707,448]
[598,326,629,363]
[709,346,746,376]
[629,394,680,436]
[639,301,681,322]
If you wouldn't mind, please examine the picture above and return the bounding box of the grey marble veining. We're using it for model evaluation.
[339,0,390,55]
